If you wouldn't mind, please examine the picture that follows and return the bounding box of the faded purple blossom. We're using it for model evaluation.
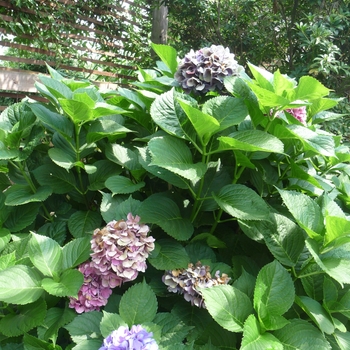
[99,325,158,350]
[285,106,307,124]
[175,45,244,94]
[91,213,155,283]
[163,262,231,308]
[69,261,113,313]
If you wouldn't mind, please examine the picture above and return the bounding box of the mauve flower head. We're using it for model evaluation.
[163,262,231,308]
[99,325,158,350]
[91,213,155,283]
[285,106,307,124]
[69,261,113,313]
[175,45,244,94]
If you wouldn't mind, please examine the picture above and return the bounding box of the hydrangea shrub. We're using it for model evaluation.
[0,43,350,349]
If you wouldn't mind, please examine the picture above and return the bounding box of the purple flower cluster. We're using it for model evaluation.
[68,261,113,314]
[69,213,155,313]
[175,45,244,94]
[99,325,158,350]
[90,213,155,283]
[163,262,231,308]
[285,106,307,124]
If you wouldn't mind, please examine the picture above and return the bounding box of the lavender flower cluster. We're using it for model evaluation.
[285,106,307,124]
[175,45,244,94]
[69,213,155,313]
[162,262,231,308]
[99,325,158,350]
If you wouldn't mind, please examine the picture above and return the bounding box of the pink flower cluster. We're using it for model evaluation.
[285,106,307,124]
[69,213,155,313]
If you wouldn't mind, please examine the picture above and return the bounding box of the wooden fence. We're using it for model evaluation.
[0,0,157,110]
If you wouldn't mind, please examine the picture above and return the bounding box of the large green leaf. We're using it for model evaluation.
[201,284,253,332]
[4,184,52,206]
[33,163,77,194]
[62,236,92,270]
[148,239,190,270]
[139,194,193,241]
[105,143,143,172]
[178,99,220,146]
[295,295,335,334]
[59,98,92,123]
[27,102,74,138]
[0,265,43,304]
[202,96,249,132]
[217,130,284,154]
[273,319,331,350]
[295,76,330,100]
[0,228,11,253]
[324,216,350,246]
[119,281,158,326]
[241,314,283,350]
[28,232,63,277]
[48,148,76,170]
[254,260,295,330]
[239,213,305,266]
[148,136,207,183]
[68,210,102,238]
[306,239,350,286]
[39,75,73,99]
[4,202,41,232]
[88,159,122,191]
[151,43,178,74]
[278,189,325,240]
[105,175,145,195]
[42,269,84,298]
[86,119,132,143]
[0,298,46,337]
[213,184,270,221]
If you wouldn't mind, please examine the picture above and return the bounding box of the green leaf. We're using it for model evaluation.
[92,102,129,119]
[105,143,143,172]
[151,43,178,74]
[68,210,102,238]
[105,175,145,195]
[247,63,274,90]
[0,265,43,304]
[295,295,335,334]
[28,232,63,277]
[178,99,220,146]
[59,98,92,123]
[333,330,350,350]
[150,89,195,138]
[86,119,132,143]
[65,312,102,343]
[48,148,76,170]
[0,299,46,337]
[248,83,290,108]
[23,332,63,350]
[148,239,190,270]
[37,307,75,343]
[273,319,331,350]
[0,251,16,271]
[240,213,305,266]
[39,75,73,99]
[4,202,41,232]
[0,228,11,253]
[33,163,76,194]
[201,284,254,332]
[295,76,330,100]
[148,136,206,183]
[213,184,270,221]
[119,280,158,326]
[202,96,249,132]
[88,159,122,191]
[27,102,74,139]
[254,260,295,330]
[217,130,284,154]
[306,239,350,286]
[100,311,127,338]
[62,236,92,270]
[139,194,193,240]
[4,184,52,206]
[241,314,283,350]
[278,189,324,240]
[324,216,350,246]
[42,269,84,297]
